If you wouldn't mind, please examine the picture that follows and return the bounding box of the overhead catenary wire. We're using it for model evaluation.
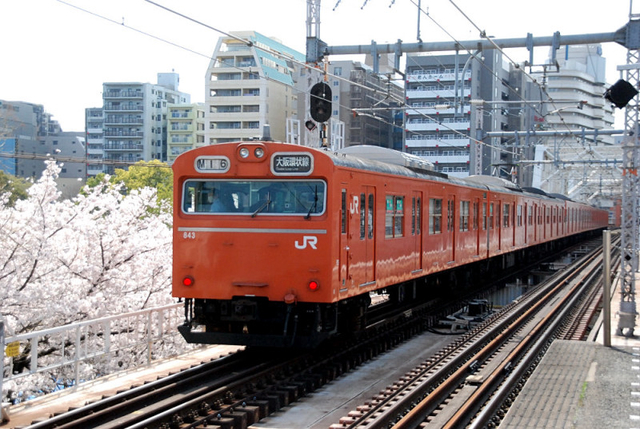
[52,0,610,172]
[55,0,406,136]
[445,0,602,160]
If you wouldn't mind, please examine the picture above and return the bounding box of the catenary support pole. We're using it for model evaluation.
[603,230,612,347]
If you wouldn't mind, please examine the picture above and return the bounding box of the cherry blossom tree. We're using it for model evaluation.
[0,162,173,334]
[1,162,179,401]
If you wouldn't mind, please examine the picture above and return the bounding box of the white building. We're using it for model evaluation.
[405,51,510,179]
[538,44,615,144]
[206,31,304,144]
[88,73,190,176]
[532,44,619,202]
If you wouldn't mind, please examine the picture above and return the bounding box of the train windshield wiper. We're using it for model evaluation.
[305,185,318,219]
[251,193,271,217]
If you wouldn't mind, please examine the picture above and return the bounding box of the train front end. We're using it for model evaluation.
[172,142,337,348]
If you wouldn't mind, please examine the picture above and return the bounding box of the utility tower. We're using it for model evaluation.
[617,6,640,336]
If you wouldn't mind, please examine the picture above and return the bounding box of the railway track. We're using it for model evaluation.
[328,235,616,429]
[18,236,610,429]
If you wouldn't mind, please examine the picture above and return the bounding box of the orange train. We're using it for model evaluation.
[172,141,608,347]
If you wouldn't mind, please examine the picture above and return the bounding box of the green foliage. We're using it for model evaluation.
[113,160,173,203]
[0,170,31,206]
[83,161,173,211]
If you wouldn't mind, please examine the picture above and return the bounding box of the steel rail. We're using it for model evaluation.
[387,238,608,429]
[327,239,603,429]
[450,246,607,429]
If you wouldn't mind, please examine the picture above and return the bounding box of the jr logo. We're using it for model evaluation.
[295,236,318,250]
[349,195,359,215]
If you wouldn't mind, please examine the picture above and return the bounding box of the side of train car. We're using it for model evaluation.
[172,141,608,347]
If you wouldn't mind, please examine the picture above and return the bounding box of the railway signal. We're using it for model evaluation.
[310,82,332,123]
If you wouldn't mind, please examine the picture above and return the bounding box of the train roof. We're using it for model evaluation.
[329,146,526,195]
[328,146,576,201]
[337,145,435,173]
[462,175,522,193]
[177,142,580,203]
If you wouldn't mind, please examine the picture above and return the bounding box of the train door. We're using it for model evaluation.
[411,192,423,273]
[339,188,349,293]
[483,201,490,258]
[348,187,376,288]
[364,190,375,283]
[474,198,481,256]
[524,203,529,245]
[496,201,502,251]
[447,194,456,263]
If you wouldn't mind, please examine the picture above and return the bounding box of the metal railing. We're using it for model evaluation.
[2,303,192,404]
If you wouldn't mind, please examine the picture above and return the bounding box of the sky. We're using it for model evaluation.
[0,0,634,131]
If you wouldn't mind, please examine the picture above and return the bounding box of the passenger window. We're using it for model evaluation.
[385,195,404,238]
[429,198,442,234]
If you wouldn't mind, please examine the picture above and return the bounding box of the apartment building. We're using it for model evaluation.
[167,103,206,163]
[85,107,104,177]
[538,45,615,144]
[89,73,190,176]
[405,51,511,178]
[206,31,304,144]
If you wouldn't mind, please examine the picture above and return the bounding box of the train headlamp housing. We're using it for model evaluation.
[182,276,195,287]
[308,280,319,291]
[236,143,267,162]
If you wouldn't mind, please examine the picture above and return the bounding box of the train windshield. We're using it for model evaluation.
[182,179,327,216]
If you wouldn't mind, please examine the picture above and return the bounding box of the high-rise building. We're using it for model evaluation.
[519,44,619,207]
[85,107,104,177]
[538,45,614,144]
[90,72,190,176]
[405,51,510,178]
[206,31,304,144]
[167,103,206,163]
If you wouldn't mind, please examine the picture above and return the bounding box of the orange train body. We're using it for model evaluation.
[172,141,608,347]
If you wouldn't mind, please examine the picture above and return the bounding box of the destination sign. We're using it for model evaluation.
[271,152,314,175]
[195,156,230,173]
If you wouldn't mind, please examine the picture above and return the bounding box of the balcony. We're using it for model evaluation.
[104,90,143,99]
[407,104,471,116]
[406,88,471,100]
[87,165,104,175]
[87,147,104,155]
[405,137,470,148]
[104,104,144,112]
[406,70,472,83]
[104,115,143,125]
[104,130,144,138]
[104,143,144,152]
[406,118,470,132]
[423,154,470,164]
